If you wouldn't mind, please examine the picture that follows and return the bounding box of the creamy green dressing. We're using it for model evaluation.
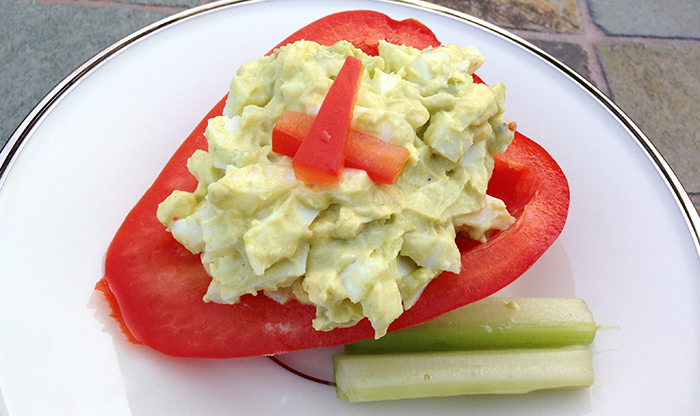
[157,39,515,338]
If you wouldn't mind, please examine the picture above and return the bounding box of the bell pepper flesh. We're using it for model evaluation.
[96,11,570,359]
[270,10,441,56]
[292,55,363,185]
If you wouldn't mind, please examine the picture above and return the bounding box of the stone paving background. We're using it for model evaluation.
[2,0,699,206]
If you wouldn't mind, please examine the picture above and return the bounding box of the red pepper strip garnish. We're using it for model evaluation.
[273,111,410,184]
[292,55,363,185]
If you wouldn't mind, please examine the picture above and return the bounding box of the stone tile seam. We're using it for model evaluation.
[511,28,610,96]
[514,28,700,46]
[13,0,196,13]
[514,0,700,96]
[511,30,700,94]
[571,0,607,94]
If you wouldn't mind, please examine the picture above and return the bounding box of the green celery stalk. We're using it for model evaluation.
[334,346,594,402]
[345,297,597,354]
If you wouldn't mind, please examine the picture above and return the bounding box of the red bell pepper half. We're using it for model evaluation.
[96,11,569,358]
[273,111,411,184]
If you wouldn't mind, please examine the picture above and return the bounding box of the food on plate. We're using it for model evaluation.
[272,110,411,184]
[157,38,516,339]
[344,297,597,354]
[334,346,594,401]
[288,54,364,185]
[335,297,597,401]
[96,10,570,359]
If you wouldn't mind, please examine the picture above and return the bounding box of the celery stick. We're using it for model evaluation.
[334,346,594,402]
[345,297,597,354]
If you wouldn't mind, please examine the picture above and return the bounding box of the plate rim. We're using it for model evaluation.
[1,0,699,254]
[1,1,700,413]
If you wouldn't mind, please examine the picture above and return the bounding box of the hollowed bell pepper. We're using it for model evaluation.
[96,10,569,358]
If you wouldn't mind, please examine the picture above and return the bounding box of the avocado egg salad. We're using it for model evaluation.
[156,39,517,339]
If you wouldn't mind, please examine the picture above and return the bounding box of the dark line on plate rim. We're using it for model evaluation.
[267,356,336,386]
[1,0,698,256]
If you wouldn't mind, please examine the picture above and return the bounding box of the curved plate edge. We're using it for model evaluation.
[1,0,698,253]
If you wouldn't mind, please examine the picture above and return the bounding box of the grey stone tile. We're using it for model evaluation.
[431,0,584,33]
[689,193,700,209]
[689,193,700,213]
[115,0,199,9]
[527,39,594,85]
[0,0,172,149]
[587,0,700,39]
[597,42,700,193]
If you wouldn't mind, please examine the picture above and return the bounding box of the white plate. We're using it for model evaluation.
[1,0,699,414]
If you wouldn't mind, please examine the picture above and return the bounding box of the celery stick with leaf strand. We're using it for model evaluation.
[345,297,597,354]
